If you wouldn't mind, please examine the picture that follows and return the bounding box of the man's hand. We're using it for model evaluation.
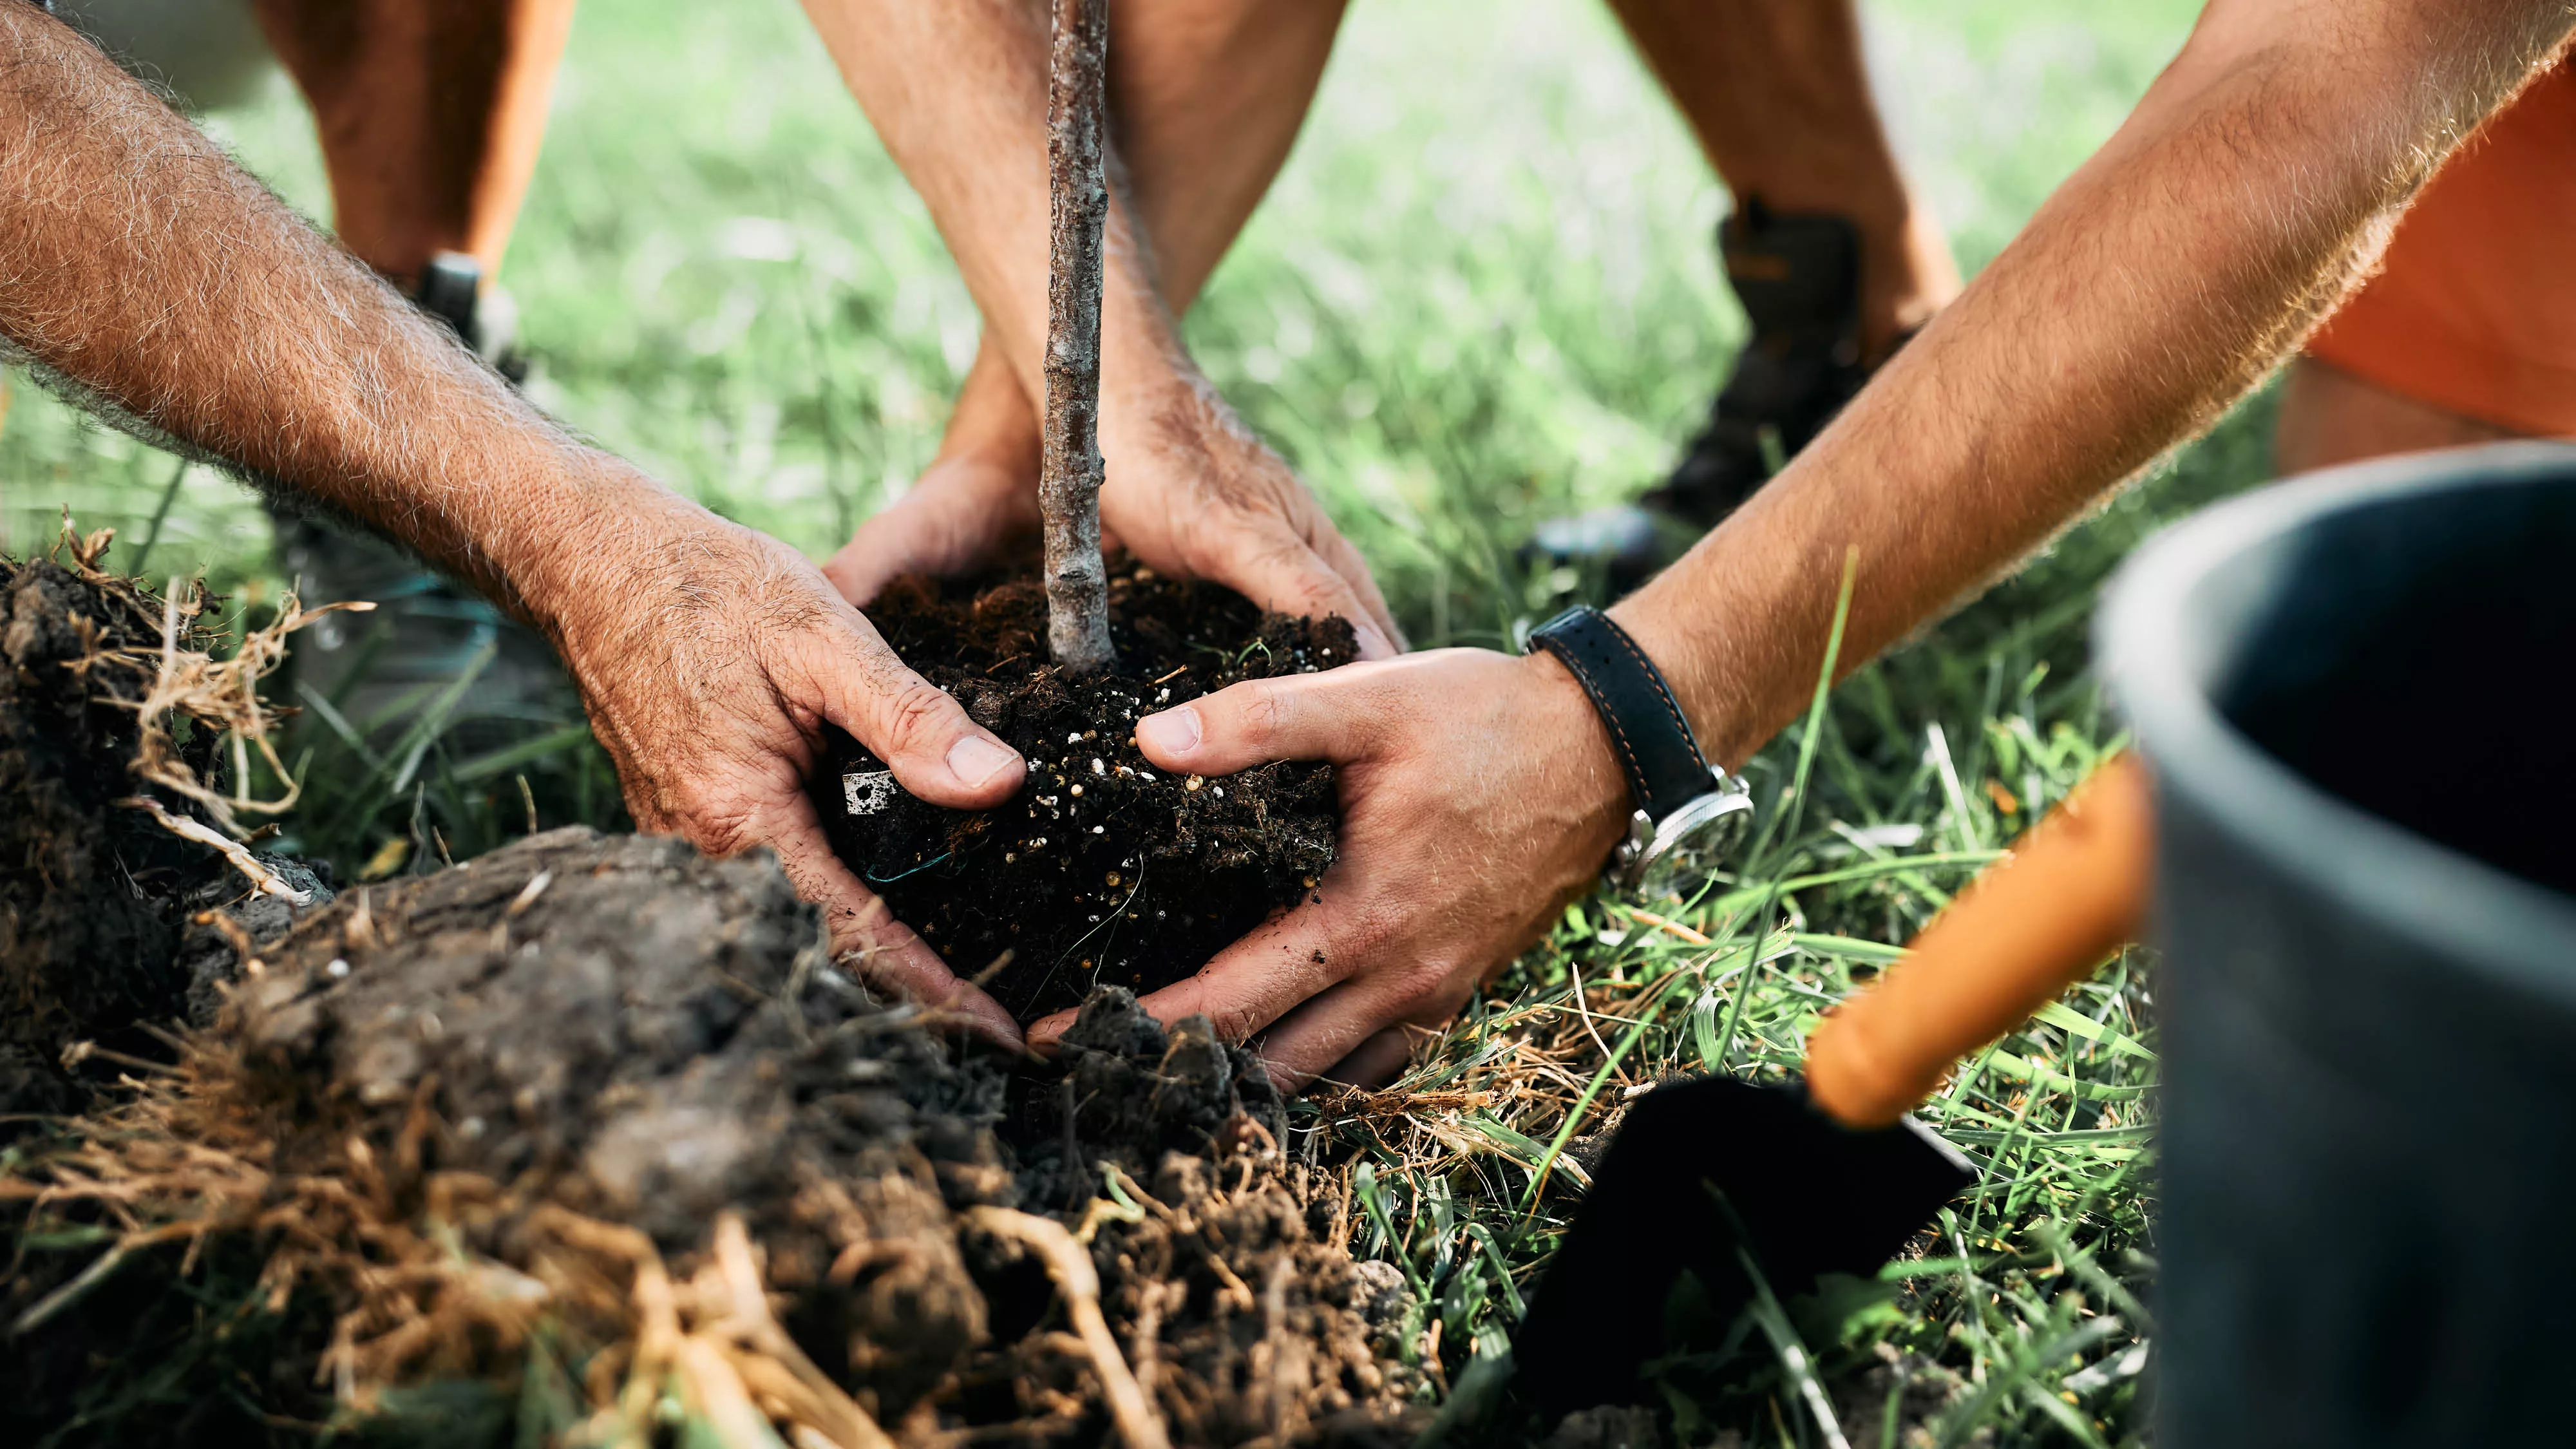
[823,339,1404,658]
[824,343,1044,606]
[546,495,1029,1045]
[824,440,1043,607]
[1099,378,1403,658]
[1027,647,1629,1087]
[800,0,1398,655]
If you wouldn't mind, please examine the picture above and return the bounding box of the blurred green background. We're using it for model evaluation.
[5,0,2237,632]
[9,3,2275,1441]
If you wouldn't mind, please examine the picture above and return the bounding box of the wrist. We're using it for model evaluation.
[493,448,711,643]
[1607,591,1749,772]
[1521,648,1636,867]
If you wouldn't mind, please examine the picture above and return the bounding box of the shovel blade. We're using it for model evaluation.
[1513,1075,1974,1417]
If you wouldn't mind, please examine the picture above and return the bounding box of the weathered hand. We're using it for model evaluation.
[540,495,1028,1045]
[1101,381,1405,659]
[823,344,1045,607]
[823,442,1043,607]
[1027,647,1629,1087]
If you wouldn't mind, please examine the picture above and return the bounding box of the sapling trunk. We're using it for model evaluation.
[1039,0,1115,672]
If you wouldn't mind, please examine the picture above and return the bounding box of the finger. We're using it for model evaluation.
[1318,1027,1414,1092]
[805,624,1025,809]
[1025,899,1349,1052]
[763,802,1023,1048]
[1255,976,1466,1092]
[1307,523,1408,655]
[1131,661,1398,776]
[1217,533,1399,661]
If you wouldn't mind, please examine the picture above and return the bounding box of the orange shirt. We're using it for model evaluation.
[2305,55,2576,436]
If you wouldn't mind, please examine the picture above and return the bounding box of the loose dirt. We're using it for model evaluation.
[817,560,1350,1021]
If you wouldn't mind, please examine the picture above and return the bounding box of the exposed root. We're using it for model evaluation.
[5,829,1425,1446]
[5,526,339,1081]
[971,1206,1171,1449]
[120,795,312,904]
[98,527,369,837]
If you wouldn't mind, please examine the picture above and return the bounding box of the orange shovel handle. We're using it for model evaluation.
[1804,753,2154,1129]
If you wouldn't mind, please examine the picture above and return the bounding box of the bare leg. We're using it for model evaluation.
[942,0,1343,461]
[1605,0,1957,360]
[2273,356,2525,476]
[251,0,576,290]
[826,0,1348,603]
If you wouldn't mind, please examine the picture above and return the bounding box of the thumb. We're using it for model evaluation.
[808,627,1026,810]
[1133,663,1393,777]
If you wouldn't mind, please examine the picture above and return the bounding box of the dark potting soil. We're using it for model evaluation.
[816,560,1352,1021]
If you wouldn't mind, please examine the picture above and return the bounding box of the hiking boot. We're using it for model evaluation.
[1526,202,1887,597]
[273,516,575,757]
[274,252,565,755]
[414,250,529,384]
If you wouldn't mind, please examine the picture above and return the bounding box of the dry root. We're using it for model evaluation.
[79,516,372,838]
[971,1206,1171,1449]
[6,1056,902,1449]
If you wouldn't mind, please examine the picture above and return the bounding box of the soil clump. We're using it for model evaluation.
[2,554,221,1075]
[818,560,1350,1021]
[7,828,1426,1445]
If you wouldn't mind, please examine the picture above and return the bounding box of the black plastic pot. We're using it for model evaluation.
[2099,442,2576,1446]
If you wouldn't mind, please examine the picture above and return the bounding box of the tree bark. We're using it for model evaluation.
[1040,0,1115,672]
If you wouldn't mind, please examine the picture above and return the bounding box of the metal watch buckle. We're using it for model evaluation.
[1607,810,1658,893]
[1605,772,1755,897]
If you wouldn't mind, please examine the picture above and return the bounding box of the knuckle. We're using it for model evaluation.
[1236,683,1295,751]
[1191,972,1273,1044]
[1209,1000,1267,1044]
[671,797,760,858]
[875,676,959,757]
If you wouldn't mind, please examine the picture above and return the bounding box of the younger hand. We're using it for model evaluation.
[1028,647,1629,1086]
[541,496,1028,1044]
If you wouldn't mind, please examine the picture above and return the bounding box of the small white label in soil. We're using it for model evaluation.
[843,769,898,818]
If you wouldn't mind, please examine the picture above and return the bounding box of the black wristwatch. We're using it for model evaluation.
[1528,605,1754,898]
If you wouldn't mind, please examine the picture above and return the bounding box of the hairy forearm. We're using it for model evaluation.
[918,0,1344,462]
[1621,0,2575,766]
[0,9,661,625]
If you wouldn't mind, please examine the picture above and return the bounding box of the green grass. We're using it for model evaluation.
[6,0,2278,1440]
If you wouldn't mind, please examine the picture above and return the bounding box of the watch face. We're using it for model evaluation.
[1634,783,1756,900]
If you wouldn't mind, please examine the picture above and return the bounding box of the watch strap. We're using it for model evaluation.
[1528,605,1714,820]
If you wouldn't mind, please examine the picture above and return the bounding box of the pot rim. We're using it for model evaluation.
[2098,439,2576,999]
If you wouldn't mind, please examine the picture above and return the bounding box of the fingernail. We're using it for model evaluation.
[1136,705,1202,757]
[945,734,1021,789]
[1353,622,1396,660]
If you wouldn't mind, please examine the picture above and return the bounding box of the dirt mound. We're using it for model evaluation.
[1,544,328,1117]
[220,826,1005,1414]
[818,562,1348,1021]
[2,554,222,1070]
[8,828,1425,1446]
